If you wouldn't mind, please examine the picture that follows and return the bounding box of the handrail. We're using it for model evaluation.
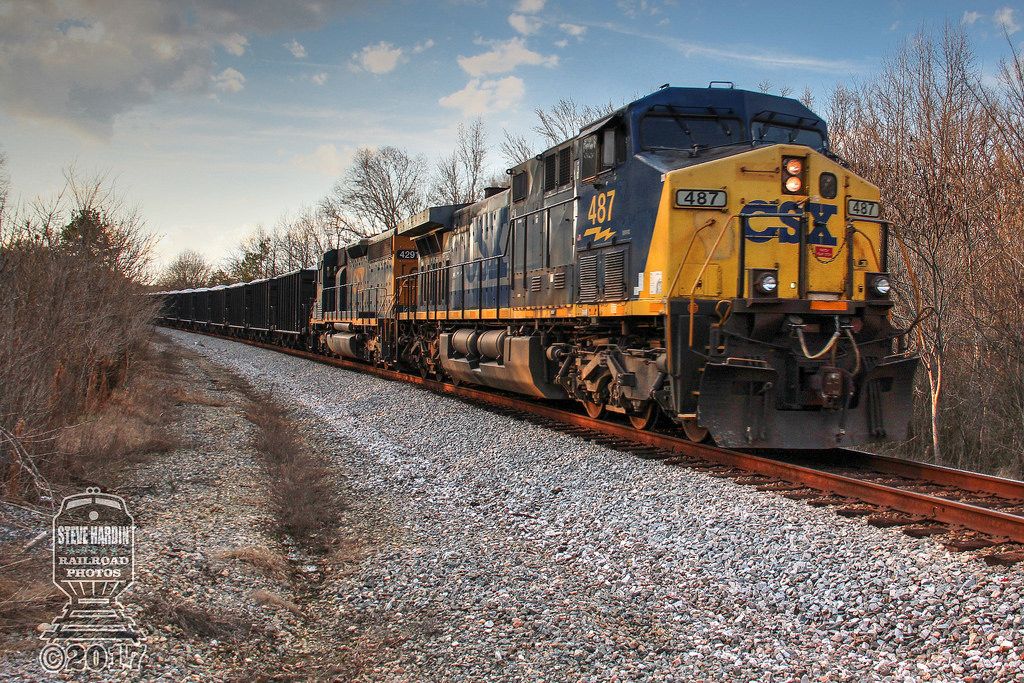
[394,222,513,320]
[675,210,806,348]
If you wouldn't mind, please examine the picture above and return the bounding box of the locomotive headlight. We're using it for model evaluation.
[871,275,891,296]
[756,272,779,294]
[782,156,806,195]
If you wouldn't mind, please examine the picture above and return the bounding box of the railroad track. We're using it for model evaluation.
[172,326,1024,566]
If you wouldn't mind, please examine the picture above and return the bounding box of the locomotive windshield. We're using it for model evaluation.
[639,114,742,151]
[751,121,826,150]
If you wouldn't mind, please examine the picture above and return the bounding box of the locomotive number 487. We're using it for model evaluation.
[587,190,617,223]
[675,188,728,208]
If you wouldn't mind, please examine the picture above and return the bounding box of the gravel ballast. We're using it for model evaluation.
[167,329,1024,682]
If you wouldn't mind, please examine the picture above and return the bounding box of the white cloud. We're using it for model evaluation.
[211,67,245,93]
[291,143,350,176]
[412,38,435,53]
[457,38,558,77]
[559,23,586,37]
[285,39,307,58]
[509,13,542,35]
[221,32,248,56]
[0,0,355,137]
[439,76,524,116]
[311,71,328,86]
[554,39,568,48]
[599,22,863,73]
[350,41,405,74]
[64,20,105,43]
[515,0,545,13]
[617,0,673,17]
[962,10,982,25]
[995,7,1020,34]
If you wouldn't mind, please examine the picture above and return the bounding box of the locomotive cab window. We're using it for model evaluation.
[752,122,826,151]
[640,114,740,151]
[581,125,626,180]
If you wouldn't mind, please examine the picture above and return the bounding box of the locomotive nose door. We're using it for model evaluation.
[803,202,845,297]
[739,201,801,299]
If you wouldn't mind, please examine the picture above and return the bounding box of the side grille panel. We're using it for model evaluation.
[604,250,625,300]
[578,253,599,303]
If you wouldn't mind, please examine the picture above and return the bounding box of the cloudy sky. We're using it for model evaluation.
[0,0,1019,266]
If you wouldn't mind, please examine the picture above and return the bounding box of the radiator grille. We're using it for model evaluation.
[578,253,599,303]
[552,271,566,289]
[604,250,625,300]
[530,275,542,292]
[557,147,571,186]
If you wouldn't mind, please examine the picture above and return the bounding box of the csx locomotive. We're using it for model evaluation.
[160,85,918,449]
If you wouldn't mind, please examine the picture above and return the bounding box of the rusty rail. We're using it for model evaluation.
[166,326,1024,545]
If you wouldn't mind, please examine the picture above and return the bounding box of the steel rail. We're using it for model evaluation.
[168,326,1024,544]
[835,449,1024,500]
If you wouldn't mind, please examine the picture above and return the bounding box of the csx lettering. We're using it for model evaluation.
[741,201,838,246]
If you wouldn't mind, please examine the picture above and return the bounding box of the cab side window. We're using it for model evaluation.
[580,125,626,180]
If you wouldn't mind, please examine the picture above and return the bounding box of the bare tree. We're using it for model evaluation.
[533,97,617,146]
[778,85,794,97]
[827,25,1024,472]
[271,204,349,271]
[317,195,374,243]
[224,225,274,282]
[0,148,8,212]
[158,249,211,289]
[431,118,490,204]
[0,149,9,240]
[799,86,816,110]
[0,168,158,490]
[17,169,158,283]
[756,80,774,94]
[322,146,427,235]
[499,130,535,169]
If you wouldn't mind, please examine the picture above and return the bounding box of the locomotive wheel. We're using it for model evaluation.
[682,418,710,443]
[628,403,658,431]
[582,400,605,419]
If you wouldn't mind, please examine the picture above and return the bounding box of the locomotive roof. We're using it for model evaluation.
[622,86,826,133]
[367,229,395,245]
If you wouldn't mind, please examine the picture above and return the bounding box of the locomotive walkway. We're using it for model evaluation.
[156,328,1024,681]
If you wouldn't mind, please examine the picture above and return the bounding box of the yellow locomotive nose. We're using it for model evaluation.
[653,144,883,304]
[645,142,913,449]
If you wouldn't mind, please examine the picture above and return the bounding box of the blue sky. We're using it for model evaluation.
[0,0,1020,267]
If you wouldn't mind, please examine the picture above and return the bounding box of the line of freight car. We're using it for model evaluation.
[156,269,316,344]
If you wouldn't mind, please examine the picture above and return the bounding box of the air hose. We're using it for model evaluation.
[796,325,841,360]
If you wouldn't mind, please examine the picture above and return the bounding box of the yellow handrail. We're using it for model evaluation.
[680,215,737,347]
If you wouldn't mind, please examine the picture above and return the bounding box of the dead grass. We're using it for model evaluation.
[0,543,63,653]
[245,397,341,550]
[214,546,290,580]
[170,387,228,407]
[251,589,303,616]
[147,594,260,642]
[50,342,180,487]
